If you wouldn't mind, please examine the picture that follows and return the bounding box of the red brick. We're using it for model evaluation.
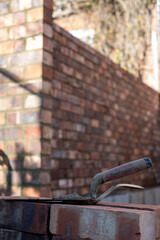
[14,39,25,52]
[20,110,39,124]
[7,66,24,80]
[0,142,5,151]
[8,51,42,67]
[42,126,53,139]
[26,35,43,50]
[26,140,41,154]
[44,7,52,24]
[39,171,51,185]
[10,0,32,11]
[9,22,43,39]
[7,112,17,124]
[44,23,53,38]
[50,204,156,239]
[44,0,53,9]
[23,155,41,169]
[27,7,43,22]
[61,63,74,76]
[41,141,51,154]
[0,84,6,96]
[44,36,53,52]
[0,2,9,15]
[24,125,41,139]
[24,95,41,108]
[43,51,53,66]
[23,187,40,197]
[13,11,25,25]
[11,96,23,109]
[0,28,8,42]
[8,82,25,95]
[0,41,14,55]
[43,65,53,80]
[0,97,12,110]
[0,14,13,28]
[41,110,52,124]
[5,127,22,140]
[42,80,52,94]
[25,64,42,79]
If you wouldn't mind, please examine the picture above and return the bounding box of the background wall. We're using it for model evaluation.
[50,23,160,197]
[0,0,160,199]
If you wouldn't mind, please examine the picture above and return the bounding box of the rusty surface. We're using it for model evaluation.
[0,199,50,234]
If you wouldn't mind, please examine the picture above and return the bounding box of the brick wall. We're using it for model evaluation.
[50,23,160,197]
[0,0,160,198]
[0,0,52,197]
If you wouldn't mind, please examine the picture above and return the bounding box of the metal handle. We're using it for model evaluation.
[90,157,152,198]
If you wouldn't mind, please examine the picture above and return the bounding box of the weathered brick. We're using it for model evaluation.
[0,28,8,42]
[53,149,66,159]
[10,0,32,12]
[4,127,22,140]
[27,7,43,22]
[9,22,43,39]
[0,84,6,96]
[8,51,42,66]
[44,36,53,52]
[43,51,53,66]
[7,66,24,80]
[13,11,25,25]
[0,112,5,125]
[24,95,41,108]
[20,110,39,124]
[0,2,9,15]
[26,35,43,50]
[0,171,5,184]
[42,141,51,154]
[44,6,52,24]
[44,23,53,38]
[8,82,25,95]
[44,0,53,9]
[14,39,25,52]
[50,204,156,240]
[23,155,41,169]
[0,97,12,110]
[7,112,19,124]
[0,56,7,67]
[0,41,14,55]
[11,186,21,196]
[0,14,13,28]
[39,171,51,185]
[42,126,53,139]
[23,187,40,197]
[11,96,23,109]
[26,140,41,154]
[25,64,42,79]
[40,110,52,124]
[24,125,41,139]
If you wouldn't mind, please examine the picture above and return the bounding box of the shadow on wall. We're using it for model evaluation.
[0,150,12,195]
[0,145,39,196]
[0,68,42,95]
[0,68,42,196]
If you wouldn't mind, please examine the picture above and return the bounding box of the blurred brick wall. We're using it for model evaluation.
[50,23,160,197]
[0,0,160,198]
